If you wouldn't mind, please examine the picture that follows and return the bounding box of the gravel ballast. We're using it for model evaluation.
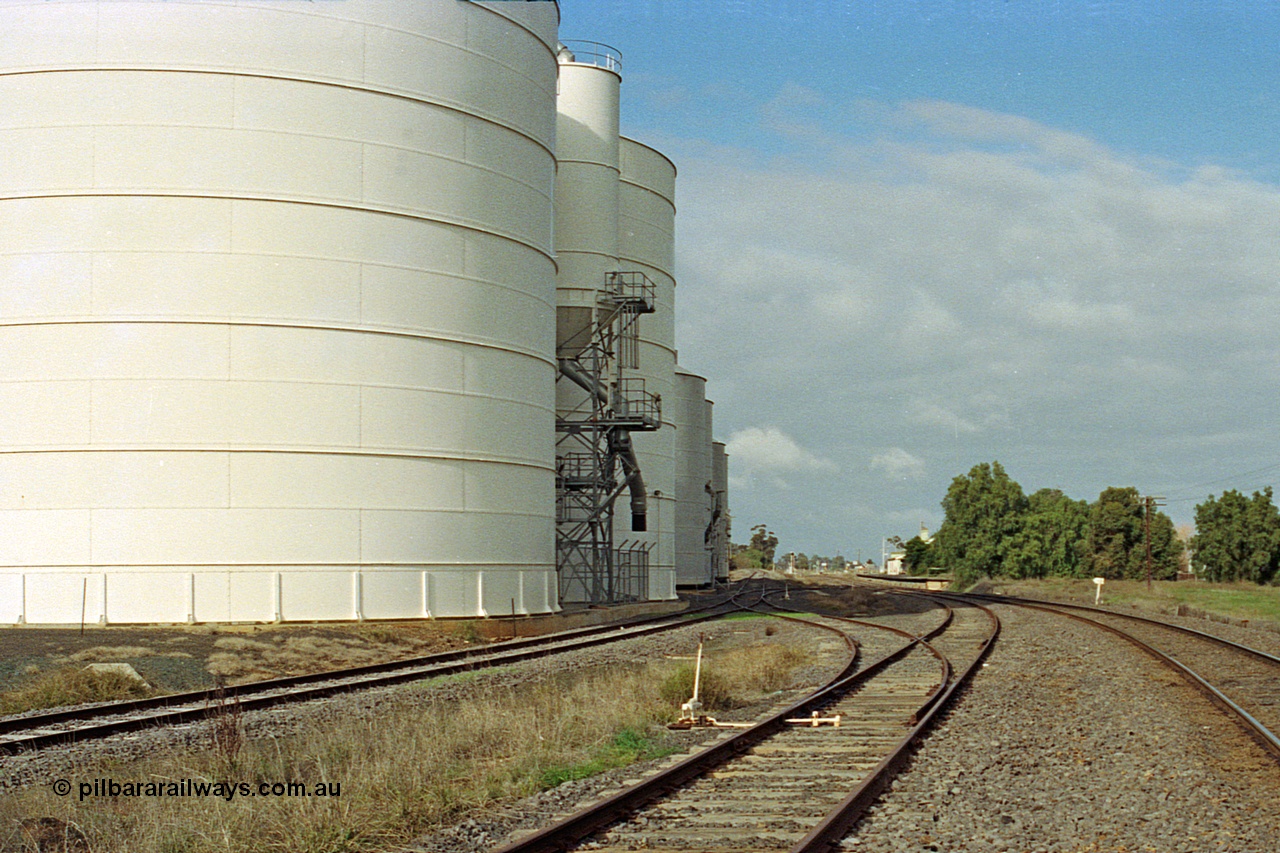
[12,591,1278,853]
[842,603,1280,853]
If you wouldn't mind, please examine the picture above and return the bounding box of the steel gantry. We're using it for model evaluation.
[555,271,661,605]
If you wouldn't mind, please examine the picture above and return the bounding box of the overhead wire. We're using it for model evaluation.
[1161,459,1280,504]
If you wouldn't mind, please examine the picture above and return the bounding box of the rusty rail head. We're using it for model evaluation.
[492,590,981,853]
[960,594,1280,762]
[788,596,1001,853]
[490,607,872,853]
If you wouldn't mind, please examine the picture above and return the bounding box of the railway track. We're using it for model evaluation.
[492,596,999,853]
[961,593,1280,759]
[0,589,751,756]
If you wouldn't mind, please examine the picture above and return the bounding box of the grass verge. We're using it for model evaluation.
[985,577,1280,625]
[538,726,677,788]
[1,624,813,853]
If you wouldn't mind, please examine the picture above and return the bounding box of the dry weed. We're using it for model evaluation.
[210,637,275,653]
[0,668,154,716]
[0,634,813,852]
[67,646,158,662]
[208,687,245,767]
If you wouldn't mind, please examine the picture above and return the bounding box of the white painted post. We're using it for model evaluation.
[1093,576,1105,605]
[273,572,282,622]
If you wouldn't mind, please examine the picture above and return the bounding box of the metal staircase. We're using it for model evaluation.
[555,270,661,605]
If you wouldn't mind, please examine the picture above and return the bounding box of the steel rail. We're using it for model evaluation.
[489,608,873,853]
[960,594,1280,760]
[0,588,754,756]
[760,586,955,644]
[787,595,1000,853]
[964,591,1280,664]
[492,593,986,853]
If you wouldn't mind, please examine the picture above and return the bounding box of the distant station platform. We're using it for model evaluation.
[856,573,953,591]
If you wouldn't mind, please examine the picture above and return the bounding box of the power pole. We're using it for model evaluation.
[1142,495,1166,589]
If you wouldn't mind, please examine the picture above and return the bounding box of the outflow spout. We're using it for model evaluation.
[612,430,648,532]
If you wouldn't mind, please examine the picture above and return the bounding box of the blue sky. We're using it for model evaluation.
[558,0,1280,562]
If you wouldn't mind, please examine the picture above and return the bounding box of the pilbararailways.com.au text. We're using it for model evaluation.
[57,778,341,802]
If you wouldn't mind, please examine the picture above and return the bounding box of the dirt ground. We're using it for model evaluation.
[0,620,484,696]
[0,596,695,700]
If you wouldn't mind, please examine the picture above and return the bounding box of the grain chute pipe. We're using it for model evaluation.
[558,358,608,405]
[558,358,648,531]
[613,429,648,531]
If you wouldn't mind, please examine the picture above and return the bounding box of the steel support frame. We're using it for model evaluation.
[555,272,659,606]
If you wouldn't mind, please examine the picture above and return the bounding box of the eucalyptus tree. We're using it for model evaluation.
[933,461,1029,584]
[1004,488,1090,579]
[1191,487,1280,584]
[1084,487,1182,580]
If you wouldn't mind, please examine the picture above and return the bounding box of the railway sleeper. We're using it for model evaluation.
[600,825,810,842]
[707,767,878,781]
[643,800,836,817]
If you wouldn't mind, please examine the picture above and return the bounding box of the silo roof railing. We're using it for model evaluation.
[560,40,622,73]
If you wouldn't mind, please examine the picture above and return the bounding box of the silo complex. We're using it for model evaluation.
[673,367,714,587]
[553,46,672,605]
[0,1,560,623]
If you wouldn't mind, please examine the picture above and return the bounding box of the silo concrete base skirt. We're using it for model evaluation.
[0,567,559,625]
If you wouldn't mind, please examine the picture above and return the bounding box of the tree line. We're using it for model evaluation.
[927,461,1280,586]
[926,461,1183,585]
[729,524,851,573]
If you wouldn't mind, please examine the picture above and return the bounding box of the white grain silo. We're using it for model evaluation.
[673,366,713,587]
[553,43,622,605]
[0,0,559,623]
[554,43,667,605]
[616,138,679,602]
[711,441,730,582]
[554,45,621,356]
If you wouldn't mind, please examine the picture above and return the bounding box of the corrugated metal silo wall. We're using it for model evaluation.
[712,441,730,581]
[616,138,678,601]
[673,366,713,586]
[0,0,559,623]
[552,55,621,603]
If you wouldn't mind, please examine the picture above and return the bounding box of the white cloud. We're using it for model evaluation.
[870,448,927,481]
[667,94,1280,556]
[907,401,979,435]
[724,426,836,490]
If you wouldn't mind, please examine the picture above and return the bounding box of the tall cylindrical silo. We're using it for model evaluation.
[0,0,560,623]
[711,441,730,582]
[554,48,620,364]
[555,44,651,604]
[673,366,712,587]
[616,138,678,602]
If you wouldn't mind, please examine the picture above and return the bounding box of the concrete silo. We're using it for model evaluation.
[673,366,713,587]
[0,0,559,623]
